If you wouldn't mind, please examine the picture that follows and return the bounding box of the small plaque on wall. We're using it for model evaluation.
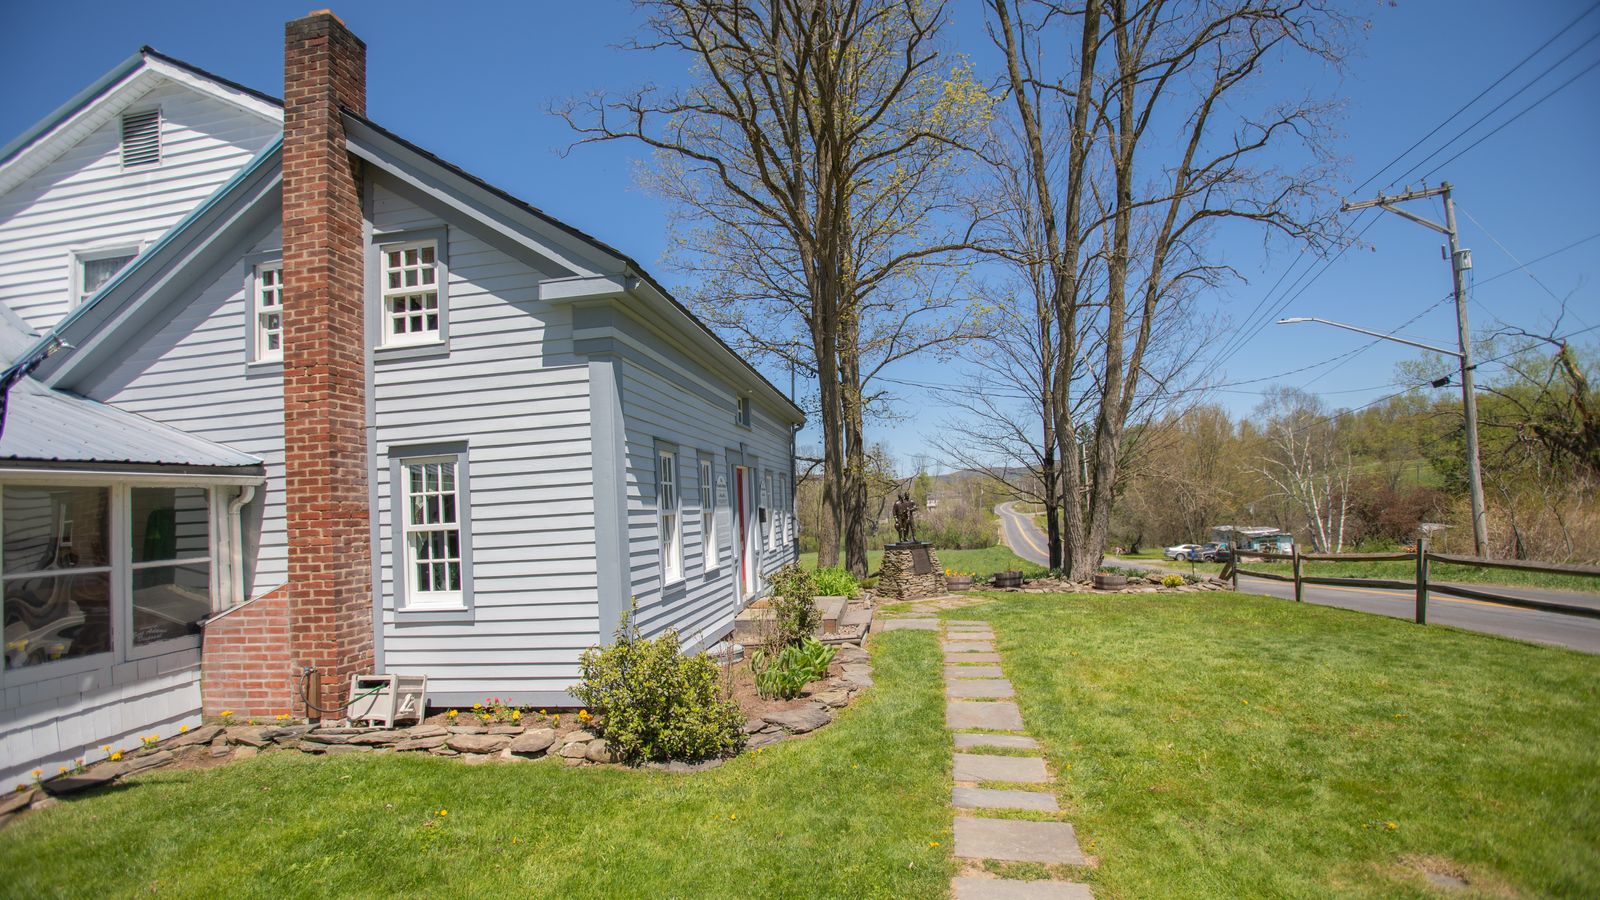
[910,546,934,574]
[716,475,729,505]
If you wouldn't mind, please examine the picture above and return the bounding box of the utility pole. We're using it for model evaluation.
[1339,182,1488,557]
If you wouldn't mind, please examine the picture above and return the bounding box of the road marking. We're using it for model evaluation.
[1001,505,1048,558]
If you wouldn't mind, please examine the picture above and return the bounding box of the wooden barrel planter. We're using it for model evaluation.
[992,571,1024,589]
[947,575,974,592]
[1092,572,1127,591]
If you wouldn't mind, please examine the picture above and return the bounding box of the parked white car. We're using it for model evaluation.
[1164,543,1201,560]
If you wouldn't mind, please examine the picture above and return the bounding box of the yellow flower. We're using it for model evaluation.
[58,767,66,774]
[730,813,737,821]
[1386,821,1398,830]
[447,709,459,718]
[220,710,233,717]
[102,745,111,752]
[1241,700,1249,705]
[511,710,521,720]
[180,724,189,732]
[110,751,123,761]
[473,703,483,710]
[578,710,591,722]
[929,841,940,848]
[32,770,41,777]
[437,809,448,817]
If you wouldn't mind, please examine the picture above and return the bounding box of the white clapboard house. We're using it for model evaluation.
[0,12,802,789]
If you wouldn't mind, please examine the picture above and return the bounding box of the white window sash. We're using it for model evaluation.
[400,456,463,609]
[380,240,441,346]
[659,450,681,583]
[253,265,283,362]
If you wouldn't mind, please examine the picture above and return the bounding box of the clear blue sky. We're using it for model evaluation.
[2,1,1595,471]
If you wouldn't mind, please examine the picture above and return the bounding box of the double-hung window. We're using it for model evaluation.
[401,457,463,609]
[381,241,441,345]
[253,265,283,362]
[659,448,682,583]
[699,456,716,571]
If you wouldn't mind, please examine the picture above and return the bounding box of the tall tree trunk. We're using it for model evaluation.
[813,305,844,569]
[840,309,870,578]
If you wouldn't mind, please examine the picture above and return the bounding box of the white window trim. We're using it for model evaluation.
[251,263,284,363]
[699,456,717,573]
[378,238,444,348]
[397,454,466,611]
[70,244,141,308]
[659,447,683,585]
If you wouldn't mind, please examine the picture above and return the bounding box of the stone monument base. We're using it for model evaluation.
[878,541,947,600]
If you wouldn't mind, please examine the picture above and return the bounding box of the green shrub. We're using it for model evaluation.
[1160,574,1185,588]
[812,566,859,599]
[765,564,821,650]
[573,606,745,763]
[750,637,837,700]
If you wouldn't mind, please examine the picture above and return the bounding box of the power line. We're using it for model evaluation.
[1396,28,1600,185]
[1421,55,1600,183]
[1349,0,1600,196]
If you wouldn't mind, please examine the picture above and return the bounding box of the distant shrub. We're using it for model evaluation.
[812,566,859,599]
[765,564,821,650]
[1161,574,1185,588]
[574,605,744,763]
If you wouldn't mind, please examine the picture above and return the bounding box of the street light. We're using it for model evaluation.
[1275,315,1487,557]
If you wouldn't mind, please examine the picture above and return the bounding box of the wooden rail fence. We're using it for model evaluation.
[1220,537,1600,624]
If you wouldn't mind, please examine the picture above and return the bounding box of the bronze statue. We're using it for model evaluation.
[893,492,918,543]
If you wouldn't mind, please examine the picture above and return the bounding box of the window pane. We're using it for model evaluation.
[131,487,209,563]
[3,486,110,574]
[81,254,136,297]
[132,562,211,646]
[2,571,112,669]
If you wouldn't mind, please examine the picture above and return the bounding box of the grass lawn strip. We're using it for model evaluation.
[0,631,954,899]
[973,588,1600,898]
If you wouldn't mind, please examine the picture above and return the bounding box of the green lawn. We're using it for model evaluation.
[953,591,1600,898]
[0,632,952,899]
[798,545,1047,578]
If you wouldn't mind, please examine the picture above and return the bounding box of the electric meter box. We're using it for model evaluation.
[348,674,428,727]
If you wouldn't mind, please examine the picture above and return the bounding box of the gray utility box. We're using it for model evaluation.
[348,674,428,728]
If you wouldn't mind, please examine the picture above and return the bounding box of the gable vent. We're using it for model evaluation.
[120,109,161,168]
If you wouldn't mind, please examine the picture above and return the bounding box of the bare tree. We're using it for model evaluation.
[1253,387,1352,552]
[984,0,1351,577]
[559,0,991,575]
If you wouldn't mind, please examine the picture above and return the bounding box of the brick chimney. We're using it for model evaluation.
[280,9,371,718]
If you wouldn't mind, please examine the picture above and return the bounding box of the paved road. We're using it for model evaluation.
[995,502,1600,655]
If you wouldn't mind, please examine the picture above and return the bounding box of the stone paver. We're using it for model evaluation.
[880,618,939,631]
[954,818,1086,864]
[945,652,1002,664]
[953,752,1049,783]
[947,626,994,635]
[947,700,1025,731]
[945,665,1004,679]
[954,732,1040,751]
[951,876,1094,899]
[944,640,996,653]
[946,678,1015,699]
[948,620,987,626]
[953,786,1060,812]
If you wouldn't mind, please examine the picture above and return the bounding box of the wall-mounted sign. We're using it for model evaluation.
[716,474,729,506]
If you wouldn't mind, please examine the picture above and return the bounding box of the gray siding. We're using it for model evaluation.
[0,78,279,332]
[370,181,598,703]
[619,347,797,650]
[78,225,287,599]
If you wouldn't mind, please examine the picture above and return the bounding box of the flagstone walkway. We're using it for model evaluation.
[884,609,1094,899]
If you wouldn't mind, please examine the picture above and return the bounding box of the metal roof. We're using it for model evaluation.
[0,377,260,470]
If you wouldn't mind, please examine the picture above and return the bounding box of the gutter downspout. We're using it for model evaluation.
[227,484,256,607]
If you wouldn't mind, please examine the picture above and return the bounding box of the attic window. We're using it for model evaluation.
[121,109,161,169]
